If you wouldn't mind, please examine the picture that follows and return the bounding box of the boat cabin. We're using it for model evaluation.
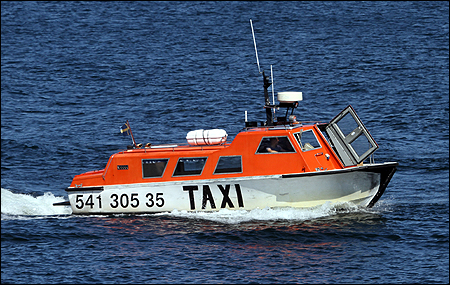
[68,122,348,189]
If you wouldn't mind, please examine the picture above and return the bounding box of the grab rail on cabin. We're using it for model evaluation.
[102,153,117,180]
[116,142,231,154]
[143,143,230,152]
[242,122,323,132]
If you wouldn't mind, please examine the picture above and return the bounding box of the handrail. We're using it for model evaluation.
[121,142,231,153]
[102,153,117,180]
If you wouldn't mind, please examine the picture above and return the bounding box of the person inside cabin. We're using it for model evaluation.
[266,137,286,153]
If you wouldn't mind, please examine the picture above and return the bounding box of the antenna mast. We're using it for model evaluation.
[271,64,275,117]
[250,19,274,126]
[250,19,261,74]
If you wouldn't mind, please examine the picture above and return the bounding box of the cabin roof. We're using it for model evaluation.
[115,123,318,156]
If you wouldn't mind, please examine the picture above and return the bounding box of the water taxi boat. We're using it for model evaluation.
[54,21,397,215]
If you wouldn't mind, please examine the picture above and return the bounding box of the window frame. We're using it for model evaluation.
[294,130,322,152]
[172,157,208,177]
[213,155,243,174]
[142,158,169,179]
[255,136,296,154]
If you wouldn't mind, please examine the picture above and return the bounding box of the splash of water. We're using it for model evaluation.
[1,188,72,219]
[158,201,364,224]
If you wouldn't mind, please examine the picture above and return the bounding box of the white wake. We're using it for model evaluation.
[1,188,72,219]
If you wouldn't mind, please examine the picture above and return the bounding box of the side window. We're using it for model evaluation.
[214,156,242,174]
[142,159,168,178]
[256,136,295,153]
[294,130,321,152]
[173,157,207,176]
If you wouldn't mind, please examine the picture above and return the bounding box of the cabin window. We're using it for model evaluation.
[256,136,295,153]
[214,156,242,174]
[294,130,321,152]
[173,157,207,176]
[142,159,169,178]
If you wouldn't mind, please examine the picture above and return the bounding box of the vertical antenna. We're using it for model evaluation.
[250,19,274,126]
[271,65,276,116]
[250,19,261,74]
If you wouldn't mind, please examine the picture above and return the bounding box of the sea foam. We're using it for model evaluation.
[1,188,72,219]
[160,201,362,224]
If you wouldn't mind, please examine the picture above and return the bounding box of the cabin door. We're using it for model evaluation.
[325,105,378,167]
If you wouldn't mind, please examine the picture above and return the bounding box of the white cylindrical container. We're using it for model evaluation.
[186,129,228,146]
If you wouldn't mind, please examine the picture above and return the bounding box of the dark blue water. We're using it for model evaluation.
[2,1,448,283]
